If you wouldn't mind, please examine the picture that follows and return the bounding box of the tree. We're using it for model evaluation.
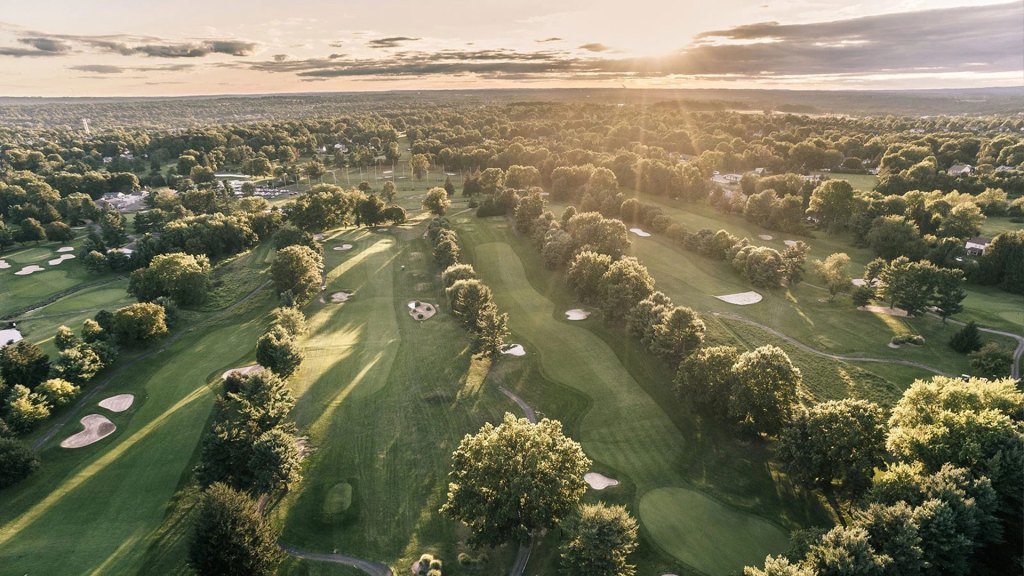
[248,427,302,494]
[112,302,168,345]
[55,325,79,351]
[17,217,46,244]
[744,556,817,576]
[566,212,630,259]
[189,483,282,576]
[36,377,80,407]
[355,194,387,227]
[381,180,397,204]
[100,209,127,246]
[777,400,887,514]
[83,250,108,273]
[854,503,924,576]
[866,216,925,261]
[567,251,612,303]
[44,221,73,242]
[269,307,307,337]
[0,438,40,489]
[879,257,936,316]
[969,342,1013,378]
[650,306,705,362]
[675,346,739,418]
[271,245,323,307]
[55,344,103,384]
[808,180,855,232]
[471,302,510,358]
[5,384,51,433]
[814,253,852,302]
[514,191,546,233]
[930,267,965,322]
[128,252,212,306]
[272,224,318,252]
[422,187,450,216]
[728,346,801,436]
[0,340,50,389]
[446,279,494,329]
[441,263,476,288]
[560,503,639,576]
[255,325,304,378]
[443,174,456,197]
[948,321,981,353]
[440,413,591,547]
[599,257,655,322]
[978,229,1024,294]
[410,154,430,180]
[804,526,891,576]
[937,202,984,239]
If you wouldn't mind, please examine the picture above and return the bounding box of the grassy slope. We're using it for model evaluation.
[272,224,518,574]
[459,221,823,576]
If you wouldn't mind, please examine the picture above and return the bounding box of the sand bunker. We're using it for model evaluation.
[565,309,591,321]
[629,227,652,237]
[57,246,75,253]
[0,259,9,269]
[14,265,45,276]
[48,254,76,266]
[408,301,437,320]
[584,472,620,490]
[859,305,908,317]
[329,291,352,303]
[715,291,763,305]
[332,244,354,251]
[0,328,23,346]
[313,233,325,241]
[852,278,868,286]
[222,364,264,380]
[98,394,135,413]
[783,240,799,247]
[758,234,774,241]
[60,414,116,448]
[501,344,526,357]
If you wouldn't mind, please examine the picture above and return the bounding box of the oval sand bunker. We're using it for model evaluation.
[408,301,437,320]
[715,291,763,305]
[48,254,76,266]
[501,344,526,356]
[585,472,620,490]
[14,265,45,276]
[222,364,264,380]
[332,244,354,251]
[565,309,591,321]
[0,259,10,269]
[61,414,116,448]
[629,227,652,237]
[98,394,135,412]
[57,246,75,253]
[329,291,352,303]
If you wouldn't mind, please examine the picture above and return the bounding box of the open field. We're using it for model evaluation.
[811,171,879,191]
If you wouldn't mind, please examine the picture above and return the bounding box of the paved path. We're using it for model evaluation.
[497,386,538,576]
[281,545,394,576]
[929,314,1024,379]
[712,312,951,376]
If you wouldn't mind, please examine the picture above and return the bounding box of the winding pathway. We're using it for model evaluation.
[281,545,394,576]
[712,312,952,377]
[928,314,1024,379]
[498,386,538,576]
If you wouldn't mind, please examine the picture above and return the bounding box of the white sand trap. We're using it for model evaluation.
[408,301,437,320]
[888,342,902,349]
[783,239,799,247]
[584,472,620,490]
[758,234,774,241]
[332,244,354,251]
[501,344,526,356]
[629,227,652,237]
[98,394,134,412]
[858,305,908,317]
[715,291,763,305]
[0,259,10,269]
[61,414,116,448]
[48,254,76,266]
[329,291,352,303]
[222,364,265,380]
[565,309,591,321]
[852,278,867,286]
[314,233,325,241]
[57,246,75,253]
[14,265,45,276]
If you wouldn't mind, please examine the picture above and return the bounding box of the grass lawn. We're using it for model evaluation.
[811,171,878,191]
[0,287,276,575]
[458,220,825,576]
[271,223,520,574]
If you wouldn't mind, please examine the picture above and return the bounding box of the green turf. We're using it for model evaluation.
[811,171,878,191]
[0,288,275,575]
[640,487,792,575]
[457,222,823,575]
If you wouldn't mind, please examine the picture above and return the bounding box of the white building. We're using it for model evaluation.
[965,237,991,256]
[947,164,973,176]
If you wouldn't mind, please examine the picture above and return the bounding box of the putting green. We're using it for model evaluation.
[640,487,790,576]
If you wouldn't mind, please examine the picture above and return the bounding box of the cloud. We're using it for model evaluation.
[328,41,344,48]
[367,36,419,48]
[0,46,63,57]
[536,37,562,43]
[273,54,288,62]
[18,37,71,53]
[70,64,124,74]
[579,43,611,52]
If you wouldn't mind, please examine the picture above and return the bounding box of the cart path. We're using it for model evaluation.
[281,545,394,576]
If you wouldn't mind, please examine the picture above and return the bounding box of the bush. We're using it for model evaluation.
[36,378,80,407]
[0,438,40,489]
[851,285,874,307]
[949,321,982,354]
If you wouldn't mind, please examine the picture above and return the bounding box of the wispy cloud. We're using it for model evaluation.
[0,28,257,59]
[579,43,611,52]
[366,36,419,48]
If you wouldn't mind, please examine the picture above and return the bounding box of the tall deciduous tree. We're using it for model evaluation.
[728,346,801,436]
[599,257,655,322]
[255,325,304,378]
[560,503,639,576]
[271,245,323,307]
[813,253,852,302]
[422,187,451,216]
[441,413,591,547]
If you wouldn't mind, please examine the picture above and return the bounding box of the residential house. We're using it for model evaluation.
[964,236,991,256]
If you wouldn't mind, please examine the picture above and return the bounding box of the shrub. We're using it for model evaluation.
[851,285,874,307]
[0,438,40,489]
[949,321,982,354]
[36,378,80,407]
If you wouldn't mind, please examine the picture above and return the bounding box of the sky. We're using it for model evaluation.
[0,0,1021,96]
